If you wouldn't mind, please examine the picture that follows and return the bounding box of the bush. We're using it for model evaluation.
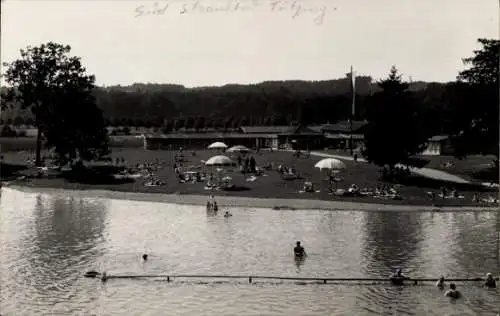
[1,125,17,137]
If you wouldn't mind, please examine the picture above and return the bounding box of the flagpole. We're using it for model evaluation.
[350,66,355,156]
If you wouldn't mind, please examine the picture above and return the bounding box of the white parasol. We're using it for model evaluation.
[226,145,251,153]
[205,155,234,167]
[207,142,228,149]
[314,158,346,171]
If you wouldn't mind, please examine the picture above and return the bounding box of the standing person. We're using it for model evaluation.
[244,157,250,173]
[329,171,334,186]
[294,241,306,258]
[250,156,256,173]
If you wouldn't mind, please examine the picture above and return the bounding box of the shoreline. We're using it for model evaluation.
[4,185,498,212]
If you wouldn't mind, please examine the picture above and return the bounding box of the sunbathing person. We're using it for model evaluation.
[303,181,314,193]
[348,184,359,194]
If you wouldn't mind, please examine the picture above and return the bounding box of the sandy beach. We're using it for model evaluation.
[5,185,498,212]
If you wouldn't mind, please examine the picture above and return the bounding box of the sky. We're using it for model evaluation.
[1,0,498,87]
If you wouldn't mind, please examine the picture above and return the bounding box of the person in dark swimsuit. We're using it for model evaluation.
[485,273,496,288]
[444,283,461,299]
[294,241,306,258]
[389,269,409,285]
[436,276,445,290]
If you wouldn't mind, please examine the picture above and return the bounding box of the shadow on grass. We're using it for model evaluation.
[406,157,430,168]
[389,174,492,192]
[62,165,135,185]
[223,185,251,192]
[0,163,28,179]
[471,167,499,183]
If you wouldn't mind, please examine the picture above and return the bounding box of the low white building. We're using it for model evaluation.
[422,135,452,156]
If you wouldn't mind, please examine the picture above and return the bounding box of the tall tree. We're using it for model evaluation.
[452,38,499,164]
[2,42,109,166]
[362,66,429,169]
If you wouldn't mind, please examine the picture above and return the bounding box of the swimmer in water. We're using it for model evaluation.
[213,201,218,212]
[485,273,496,288]
[444,283,461,299]
[224,211,232,217]
[436,276,445,290]
[101,271,108,282]
[389,269,409,285]
[294,241,306,258]
[142,254,148,261]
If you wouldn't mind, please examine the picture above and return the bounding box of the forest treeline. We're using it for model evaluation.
[2,77,445,134]
[1,39,497,167]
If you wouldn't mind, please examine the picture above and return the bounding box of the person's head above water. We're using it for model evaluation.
[396,269,402,275]
[449,283,456,290]
[439,276,445,282]
[142,254,148,260]
[486,273,493,279]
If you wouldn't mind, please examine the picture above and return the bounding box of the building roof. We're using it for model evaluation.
[294,125,323,135]
[176,127,240,133]
[428,135,449,142]
[145,133,278,139]
[239,126,298,134]
[325,133,365,140]
[306,125,324,133]
[322,121,367,133]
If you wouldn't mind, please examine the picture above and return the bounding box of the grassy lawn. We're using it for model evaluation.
[2,148,497,207]
[0,136,143,152]
[317,149,498,184]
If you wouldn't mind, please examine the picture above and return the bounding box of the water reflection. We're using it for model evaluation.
[361,211,424,276]
[358,211,425,315]
[1,188,499,315]
[27,194,108,297]
[451,212,499,277]
[294,256,306,272]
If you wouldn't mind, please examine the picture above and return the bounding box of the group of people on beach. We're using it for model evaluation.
[389,269,497,299]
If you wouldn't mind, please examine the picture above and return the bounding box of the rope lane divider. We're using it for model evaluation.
[84,272,499,284]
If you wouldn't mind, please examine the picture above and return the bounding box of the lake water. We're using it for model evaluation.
[1,187,499,315]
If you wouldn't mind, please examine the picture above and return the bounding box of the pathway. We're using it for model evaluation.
[307,151,472,185]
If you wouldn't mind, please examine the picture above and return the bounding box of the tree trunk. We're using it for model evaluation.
[35,128,42,167]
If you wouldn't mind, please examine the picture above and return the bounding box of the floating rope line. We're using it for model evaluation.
[84,272,499,285]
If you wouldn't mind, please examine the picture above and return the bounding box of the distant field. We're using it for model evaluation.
[0,136,144,152]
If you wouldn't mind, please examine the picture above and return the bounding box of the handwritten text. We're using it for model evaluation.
[134,0,334,25]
